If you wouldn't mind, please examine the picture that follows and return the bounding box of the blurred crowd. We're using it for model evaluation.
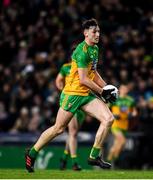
[0,0,153,135]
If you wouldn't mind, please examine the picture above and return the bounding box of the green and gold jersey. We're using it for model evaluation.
[59,62,71,85]
[111,96,135,130]
[63,41,99,96]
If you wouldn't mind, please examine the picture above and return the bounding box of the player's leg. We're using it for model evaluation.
[108,129,126,162]
[25,108,73,172]
[59,115,79,170]
[59,139,69,170]
[81,98,114,169]
[58,92,86,170]
[68,115,82,170]
[59,114,82,171]
[114,133,126,159]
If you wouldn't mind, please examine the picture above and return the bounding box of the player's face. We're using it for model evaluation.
[119,85,128,96]
[85,26,100,45]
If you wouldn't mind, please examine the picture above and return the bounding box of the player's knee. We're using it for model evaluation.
[116,137,125,149]
[69,125,78,137]
[54,125,65,135]
[105,114,114,127]
[58,127,65,135]
[120,137,126,146]
[69,130,78,137]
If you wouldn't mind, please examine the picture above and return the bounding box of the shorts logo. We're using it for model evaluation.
[68,103,72,108]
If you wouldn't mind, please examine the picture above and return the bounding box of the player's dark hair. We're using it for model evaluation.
[82,18,98,30]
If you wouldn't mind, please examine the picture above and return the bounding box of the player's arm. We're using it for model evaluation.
[78,68,102,94]
[93,71,107,88]
[128,106,138,120]
[77,51,117,102]
[78,68,118,103]
[132,107,137,116]
[55,73,65,91]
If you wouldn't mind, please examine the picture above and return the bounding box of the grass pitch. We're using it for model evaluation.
[0,169,153,179]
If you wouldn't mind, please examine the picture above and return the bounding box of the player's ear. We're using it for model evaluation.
[84,29,88,37]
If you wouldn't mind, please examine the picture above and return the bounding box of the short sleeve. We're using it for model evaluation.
[59,66,66,77]
[76,51,88,68]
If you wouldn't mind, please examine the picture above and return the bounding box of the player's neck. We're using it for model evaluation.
[85,39,95,46]
[120,94,126,97]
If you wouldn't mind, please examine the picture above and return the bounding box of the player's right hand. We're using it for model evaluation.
[101,85,118,103]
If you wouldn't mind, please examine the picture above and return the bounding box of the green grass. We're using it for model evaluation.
[0,169,153,179]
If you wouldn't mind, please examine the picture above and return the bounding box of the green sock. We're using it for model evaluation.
[29,147,38,158]
[62,150,69,161]
[71,155,78,165]
[90,147,100,159]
